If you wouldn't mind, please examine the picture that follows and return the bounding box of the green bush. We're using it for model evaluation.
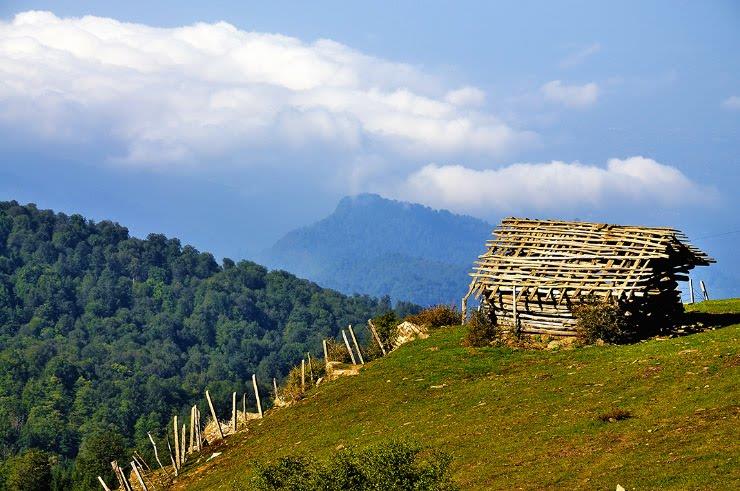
[405,305,460,329]
[2,449,52,491]
[572,297,634,344]
[325,338,353,364]
[253,440,458,491]
[463,309,499,347]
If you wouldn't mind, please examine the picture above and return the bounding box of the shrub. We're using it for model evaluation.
[281,358,327,402]
[463,309,499,347]
[573,297,634,344]
[597,408,632,423]
[405,305,460,329]
[325,338,352,364]
[253,440,458,491]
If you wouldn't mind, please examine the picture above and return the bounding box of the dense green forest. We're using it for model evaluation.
[260,193,493,306]
[0,201,415,490]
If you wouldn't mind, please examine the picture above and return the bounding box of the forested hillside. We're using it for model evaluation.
[260,194,494,306]
[0,201,413,489]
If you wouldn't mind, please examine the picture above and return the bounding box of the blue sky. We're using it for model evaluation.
[1,1,738,297]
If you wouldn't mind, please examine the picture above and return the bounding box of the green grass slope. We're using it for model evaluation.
[174,300,740,490]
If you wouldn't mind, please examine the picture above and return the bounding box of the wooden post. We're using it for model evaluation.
[367,320,387,356]
[307,353,314,383]
[348,325,364,364]
[147,432,167,474]
[252,374,263,418]
[188,406,195,453]
[194,407,202,451]
[322,339,329,362]
[700,280,709,301]
[273,377,279,399]
[166,436,178,477]
[232,392,237,432]
[180,424,186,465]
[242,393,246,423]
[133,450,150,472]
[205,390,224,439]
[342,329,357,364]
[512,285,519,334]
[689,277,695,303]
[97,476,111,491]
[111,461,132,491]
[131,461,148,491]
[172,416,180,470]
[301,359,306,391]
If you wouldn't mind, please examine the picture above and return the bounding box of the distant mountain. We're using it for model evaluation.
[259,194,494,306]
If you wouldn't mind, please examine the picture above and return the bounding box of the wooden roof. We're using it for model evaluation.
[469,217,714,299]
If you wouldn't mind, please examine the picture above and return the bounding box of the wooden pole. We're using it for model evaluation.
[323,339,329,362]
[133,450,150,472]
[342,329,357,365]
[700,280,709,301]
[367,320,387,356]
[194,407,202,451]
[689,277,695,303]
[172,416,180,470]
[166,436,178,477]
[180,424,186,465]
[97,476,111,491]
[307,353,314,383]
[205,390,224,439]
[242,393,246,423]
[131,461,149,491]
[273,377,279,399]
[147,432,167,474]
[348,325,365,364]
[111,461,132,491]
[512,285,518,334]
[252,374,263,418]
[232,392,237,432]
[301,359,305,391]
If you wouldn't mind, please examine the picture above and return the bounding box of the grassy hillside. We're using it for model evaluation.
[173,300,740,490]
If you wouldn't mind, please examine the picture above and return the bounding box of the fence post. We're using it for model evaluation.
[342,329,357,364]
[180,424,186,465]
[147,432,167,474]
[165,436,178,477]
[348,325,364,364]
[323,339,329,362]
[252,374,263,418]
[689,277,695,303]
[273,377,279,399]
[130,461,148,491]
[172,416,180,470]
[189,406,195,453]
[205,390,224,440]
[232,392,237,432]
[307,353,314,383]
[242,393,246,423]
[700,280,709,301]
[97,476,111,491]
[301,359,306,391]
[367,320,387,356]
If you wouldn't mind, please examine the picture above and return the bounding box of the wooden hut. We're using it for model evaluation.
[462,218,714,337]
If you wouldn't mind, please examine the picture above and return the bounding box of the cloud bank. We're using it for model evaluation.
[541,80,599,108]
[388,157,712,215]
[0,11,534,165]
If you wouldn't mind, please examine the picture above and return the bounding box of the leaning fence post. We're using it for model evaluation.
[172,416,180,470]
[252,374,263,418]
[323,339,329,362]
[166,435,178,477]
[195,407,202,450]
[307,352,314,383]
[367,320,387,356]
[689,277,695,303]
[147,432,167,474]
[342,329,358,364]
[205,390,224,440]
[273,377,279,399]
[97,476,111,491]
[700,280,709,301]
[131,461,149,491]
[348,325,365,364]
[111,461,132,491]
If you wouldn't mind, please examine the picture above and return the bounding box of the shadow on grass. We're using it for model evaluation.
[662,311,740,337]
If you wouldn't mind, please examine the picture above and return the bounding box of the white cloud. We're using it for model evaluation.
[0,10,533,165]
[541,80,599,108]
[388,156,710,214]
[721,96,740,110]
[444,86,485,107]
[559,43,601,68]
